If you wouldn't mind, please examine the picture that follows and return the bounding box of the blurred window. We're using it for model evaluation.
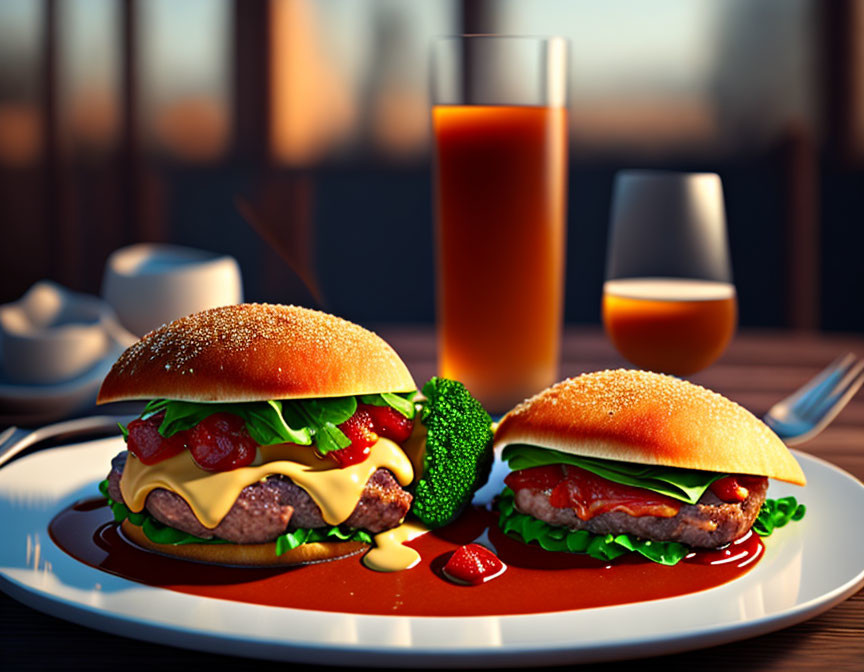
[269,0,457,165]
[496,0,817,157]
[850,0,864,159]
[139,0,232,162]
[0,0,43,166]
[58,0,121,155]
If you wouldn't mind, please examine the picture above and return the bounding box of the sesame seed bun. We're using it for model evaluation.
[120,519,368,566]
[97,304,416,404]
[494,369,806,486]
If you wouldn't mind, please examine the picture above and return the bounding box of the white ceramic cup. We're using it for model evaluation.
[101,244,244,337]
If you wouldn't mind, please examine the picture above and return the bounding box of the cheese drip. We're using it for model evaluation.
[119,439,414,529]
[363,520,428,572]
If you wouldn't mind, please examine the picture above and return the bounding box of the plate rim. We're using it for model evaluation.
[0,441,862,666]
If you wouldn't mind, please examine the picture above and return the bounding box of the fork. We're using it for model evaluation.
[0,414,137,469]
[763,353,864,445]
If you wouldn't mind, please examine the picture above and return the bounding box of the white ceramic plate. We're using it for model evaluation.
[0,340,127,423]
[0,439,862,667]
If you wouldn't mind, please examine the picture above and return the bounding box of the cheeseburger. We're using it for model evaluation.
[494,369,806,565]
[98,303,492,568]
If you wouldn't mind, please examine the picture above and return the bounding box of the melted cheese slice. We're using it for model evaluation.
[119,439,414,530]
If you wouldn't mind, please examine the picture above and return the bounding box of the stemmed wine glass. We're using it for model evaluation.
[602,171,737,377]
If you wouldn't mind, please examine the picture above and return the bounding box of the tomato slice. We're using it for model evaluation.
[188,413,258,472]
[328,403,414,468]
[329,408,378,468]
[506,464,681,520]
[126,413,187,465]
[361,403,414,443]
[710,475,766,502]
[504,465,564,492]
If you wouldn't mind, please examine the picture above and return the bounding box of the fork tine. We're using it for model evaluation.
[803,359,864,423]
[781,366,864,446]
[0,426,16,448]
[790,353,858,416]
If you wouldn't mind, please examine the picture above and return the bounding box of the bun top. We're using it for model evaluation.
[494,369,806,485]
[98,304,416,403]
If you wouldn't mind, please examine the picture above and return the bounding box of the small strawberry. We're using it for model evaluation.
[442,543,506,586]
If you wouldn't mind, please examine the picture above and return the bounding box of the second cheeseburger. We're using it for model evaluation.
[98,303,492,568]
[494,369,806,565]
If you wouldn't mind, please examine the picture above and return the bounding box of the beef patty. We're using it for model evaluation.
[510,475,768,549]
[107,451,412,544]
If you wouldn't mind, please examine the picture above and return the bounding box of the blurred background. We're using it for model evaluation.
[1,0,862,332]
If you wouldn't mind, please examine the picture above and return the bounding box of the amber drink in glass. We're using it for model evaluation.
[603,171,737,377]
[432,36,568,411]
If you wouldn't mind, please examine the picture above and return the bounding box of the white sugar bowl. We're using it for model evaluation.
[0,281,115,385]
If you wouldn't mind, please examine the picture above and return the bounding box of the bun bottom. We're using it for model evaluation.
[120,519,369,567]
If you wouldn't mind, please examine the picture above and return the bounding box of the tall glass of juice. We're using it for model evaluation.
[603,171,737,377]
[432,36,568,412]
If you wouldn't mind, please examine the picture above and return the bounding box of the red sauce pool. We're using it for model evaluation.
[49,498,763,617]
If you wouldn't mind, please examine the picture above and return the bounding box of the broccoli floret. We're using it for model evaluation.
[410,377,494,528]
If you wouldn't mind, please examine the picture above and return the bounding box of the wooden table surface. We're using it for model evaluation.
[2,327,863,672]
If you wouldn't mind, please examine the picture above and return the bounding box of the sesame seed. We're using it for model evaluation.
[537,369,773,441]
[109,303,400,381]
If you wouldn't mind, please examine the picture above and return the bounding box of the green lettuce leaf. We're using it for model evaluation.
[141,398,313,446]
[497,487,806,566]
[129,397,366,456]
[502,444,723,505]
[275,526,373,556]
[143,515,231,545]
[99,479,372,552]
[140,398,170,420]
[298,397,357,426]
[753,496,806,536]
[358,391,417,419]
[295,397,356,454]
[496,487,690,565]
[128,394,419,457]
[243,400,313,446]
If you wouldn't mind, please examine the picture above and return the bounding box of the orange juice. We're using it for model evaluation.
[433,105,567,410]
[602,278,737,376]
